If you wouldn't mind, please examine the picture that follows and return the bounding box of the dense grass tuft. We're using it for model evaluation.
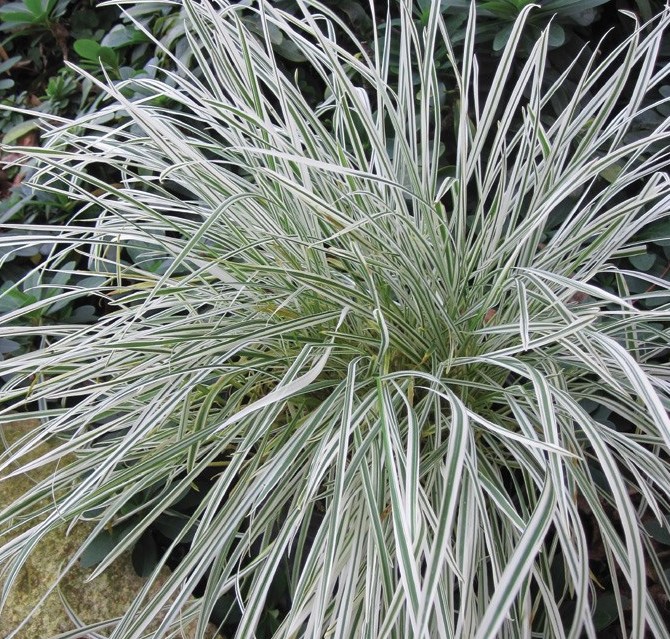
[1,2,670,637]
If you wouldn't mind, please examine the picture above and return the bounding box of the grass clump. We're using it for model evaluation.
[1,1,670,637]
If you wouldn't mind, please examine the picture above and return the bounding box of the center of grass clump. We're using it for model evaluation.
[1,1,669,638]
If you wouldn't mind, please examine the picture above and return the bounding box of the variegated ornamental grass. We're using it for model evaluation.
[1,1,670,637]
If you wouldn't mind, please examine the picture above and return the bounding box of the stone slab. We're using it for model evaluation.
[0,419,223,639]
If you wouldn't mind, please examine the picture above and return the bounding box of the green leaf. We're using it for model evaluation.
[70,8,99,32]
[98,46,119,69]
[0,338,21,354]
[73,39,118,70]
[73,38,102,61]
[101,24,148,48]
[243,14,283,46]
[80,530,116,569]
[154,513,197,543]
[629,251,657,271]
[593,593,624,631]
[0,286,34,313]
[79,275,108,289]
[273,39,307,63]
[0,9,35,27]
[71,305,97,322]
[492,24,513,51]
[2,119,39,144]
[0,55,21,73]
[632,0,654,22]
[24,0,45,18]
[645,518,670,545]
[637,220,670,247]
[131,531,159,577]
[547,23,565,48]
